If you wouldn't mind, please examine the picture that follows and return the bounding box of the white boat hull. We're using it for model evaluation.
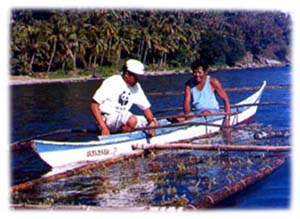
[33,81,266,169]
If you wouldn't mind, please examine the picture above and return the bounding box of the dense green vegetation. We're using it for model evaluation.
[10,9,291,77]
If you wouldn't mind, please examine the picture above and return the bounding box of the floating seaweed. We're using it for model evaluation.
[11,125,290,210]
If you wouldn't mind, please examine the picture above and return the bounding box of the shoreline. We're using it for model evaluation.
[9,76,102,86]
[10,64,289,86]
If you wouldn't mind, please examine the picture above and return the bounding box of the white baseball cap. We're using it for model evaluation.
[126,59,145,75]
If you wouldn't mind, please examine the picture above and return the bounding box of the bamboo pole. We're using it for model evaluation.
[11,150,144,193]
[147,84,290,97]
[132,143,291,152]
[229,101,289,109]
[154,101,289,115]
[11,204,153,211]
[133,121,225,132]
[11,203,184,211]
[157,110,237,121]
[187,156,287,209]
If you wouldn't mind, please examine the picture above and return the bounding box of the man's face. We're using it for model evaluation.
[124,71,138,86]
[193,66,207,83]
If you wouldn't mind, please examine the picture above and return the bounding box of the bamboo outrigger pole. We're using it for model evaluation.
[11,150,145,192]
[147,84,290,97]
[157,110,238,121]
[154,101,289,115]
[132,143,291,152]
[187,156,287,209]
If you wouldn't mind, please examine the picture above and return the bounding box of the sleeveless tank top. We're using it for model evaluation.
[189,76,219,113]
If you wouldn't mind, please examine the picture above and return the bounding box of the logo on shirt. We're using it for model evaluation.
[118,91,131,106]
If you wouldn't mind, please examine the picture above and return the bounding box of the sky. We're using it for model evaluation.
[1,0,299,218]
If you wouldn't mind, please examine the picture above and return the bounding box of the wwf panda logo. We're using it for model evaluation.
[118,91,131,106]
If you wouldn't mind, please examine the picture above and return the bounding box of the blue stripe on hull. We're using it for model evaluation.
[33,114,226,153]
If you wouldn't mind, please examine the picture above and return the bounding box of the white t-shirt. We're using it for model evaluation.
[92,74,151,114]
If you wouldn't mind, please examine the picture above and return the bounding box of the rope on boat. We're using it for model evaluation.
[186,156,287,209]
[132,143,291,152]
[147,84,290,97]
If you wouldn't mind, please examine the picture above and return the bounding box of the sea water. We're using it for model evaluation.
[10,67,291,208]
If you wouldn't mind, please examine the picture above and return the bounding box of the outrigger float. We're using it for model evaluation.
[29,81,267,170]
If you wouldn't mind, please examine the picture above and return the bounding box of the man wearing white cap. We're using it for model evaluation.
[90,59,157,136]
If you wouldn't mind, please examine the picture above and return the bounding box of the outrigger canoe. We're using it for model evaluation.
[32,81,267,169]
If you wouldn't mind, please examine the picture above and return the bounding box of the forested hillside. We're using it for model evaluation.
[10,9,291,76]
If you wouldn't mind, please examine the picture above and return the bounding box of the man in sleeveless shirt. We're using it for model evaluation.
[183,58,231,127]
[90,59,157,136]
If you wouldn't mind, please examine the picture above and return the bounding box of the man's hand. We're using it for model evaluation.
[221,116,230,132]
[224,115,230,127]
[148,120,157,137]
[101,127,110,136]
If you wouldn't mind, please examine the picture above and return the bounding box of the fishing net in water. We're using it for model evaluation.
[11,124,290,210]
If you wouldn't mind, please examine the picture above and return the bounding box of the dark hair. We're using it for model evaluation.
[122,65,137,77]
[191,58,209,72]
[122,64,127,73]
